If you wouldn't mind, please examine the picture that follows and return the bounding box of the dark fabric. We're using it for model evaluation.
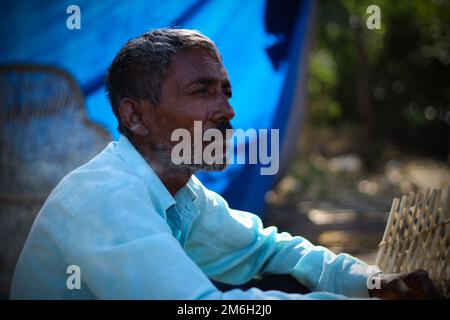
[211,275,311,294]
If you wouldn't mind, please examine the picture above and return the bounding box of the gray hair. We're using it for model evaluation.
[105,28,221,135]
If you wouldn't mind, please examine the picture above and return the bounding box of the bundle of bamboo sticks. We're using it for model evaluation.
[376,188,450,297]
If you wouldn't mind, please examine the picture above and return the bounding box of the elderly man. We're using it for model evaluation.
[11,28,440,300]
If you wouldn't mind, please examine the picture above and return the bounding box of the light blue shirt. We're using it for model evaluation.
[11,135,376,300]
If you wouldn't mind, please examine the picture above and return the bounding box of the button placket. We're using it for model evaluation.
[166,206,183,241]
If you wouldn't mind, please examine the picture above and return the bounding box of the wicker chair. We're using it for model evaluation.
[0,65,111,299]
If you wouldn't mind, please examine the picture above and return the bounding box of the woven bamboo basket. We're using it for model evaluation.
[376,188,450,297]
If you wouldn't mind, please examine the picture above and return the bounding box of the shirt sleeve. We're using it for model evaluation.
[185,176,376,298]
[54,179,348,300]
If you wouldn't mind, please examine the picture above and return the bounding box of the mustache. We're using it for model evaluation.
[215,121,233,135]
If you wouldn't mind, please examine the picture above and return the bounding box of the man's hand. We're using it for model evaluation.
[368,269,445,300]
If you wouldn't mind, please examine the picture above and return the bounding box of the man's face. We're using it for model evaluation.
[142,48,235,171]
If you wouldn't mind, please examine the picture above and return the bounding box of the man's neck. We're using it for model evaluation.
[156,168,192,197]
[130,136,193,196]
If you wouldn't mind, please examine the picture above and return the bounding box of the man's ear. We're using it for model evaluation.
[118,98,150,136]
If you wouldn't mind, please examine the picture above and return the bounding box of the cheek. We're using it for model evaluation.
[174,99,210,123]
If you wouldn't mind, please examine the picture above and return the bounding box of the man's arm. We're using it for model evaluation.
[185,176,377,298]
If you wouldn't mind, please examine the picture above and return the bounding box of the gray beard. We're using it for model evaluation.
[152,143,229,174]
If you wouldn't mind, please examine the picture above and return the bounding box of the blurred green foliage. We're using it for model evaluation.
[307,0,450,160]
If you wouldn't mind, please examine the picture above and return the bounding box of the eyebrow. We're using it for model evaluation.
[183,76,231,90]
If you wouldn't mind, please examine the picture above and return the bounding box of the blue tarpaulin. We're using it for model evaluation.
[0,0,314,216]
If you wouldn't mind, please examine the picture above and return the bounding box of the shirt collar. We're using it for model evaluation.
[184,181,197,202]
[115,134,176,211]
[175,179,197,204]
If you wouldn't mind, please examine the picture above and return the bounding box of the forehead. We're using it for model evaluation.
[168,49,229,87]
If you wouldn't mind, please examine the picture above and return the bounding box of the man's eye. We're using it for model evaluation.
[224,90,232,98]
[192,88,208,95]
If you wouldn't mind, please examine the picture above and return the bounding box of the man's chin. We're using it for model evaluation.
[199,163,229,172]
[174,162,229,173]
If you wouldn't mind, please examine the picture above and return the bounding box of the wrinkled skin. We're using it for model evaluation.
[118,48,235,195]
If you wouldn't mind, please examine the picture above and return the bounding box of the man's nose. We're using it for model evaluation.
[211,96,235,122]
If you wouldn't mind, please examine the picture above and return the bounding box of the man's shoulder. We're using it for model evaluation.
[45,144,147,215]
